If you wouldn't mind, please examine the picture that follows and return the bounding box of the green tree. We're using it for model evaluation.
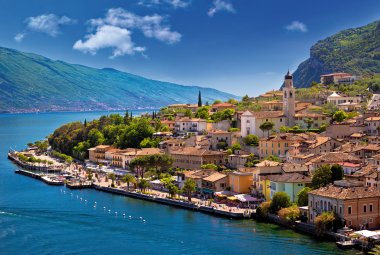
[297,187,311,206]
[270,192,291,214]
[331,164,344,182]
[140,137,160,148]
[278,205,300,222]
[182,179,196,202]
[108,173,116,187]
[122,174,136,190]
[167,183,179,198]
[201,163,218,170]
[303,118,314,129]
[184,109,193,118]
[312,165,332,188]
[243,134,259,146]
[259,121,275,137]
[230,142,241,153]
[88,128,105,147]
[138,179,150,192]
[227,98,239,105]
[332,110,348,122]
[315,212,335,236]
[195,106,210,119]
[242,94,250,102]
[264,155,281,162]
[198,90,202,107]
[279,126,290,133]
[213,99,222,105]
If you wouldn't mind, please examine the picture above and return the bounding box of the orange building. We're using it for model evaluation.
[228,170,253,194]
[309,185,380,229]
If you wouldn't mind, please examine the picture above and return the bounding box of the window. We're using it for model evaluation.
[348,206,352,214]
[370,204,373,212]
[369,218,373,223]
[364,205,367,213]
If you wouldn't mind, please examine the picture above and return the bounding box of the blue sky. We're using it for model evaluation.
[0,0,380,97]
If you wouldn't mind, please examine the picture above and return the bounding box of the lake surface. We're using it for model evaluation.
[0,111,350,255]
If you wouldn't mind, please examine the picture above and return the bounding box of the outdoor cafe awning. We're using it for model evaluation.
[227,196,238,201]
[354,230,380,239]
[234,194,259,203]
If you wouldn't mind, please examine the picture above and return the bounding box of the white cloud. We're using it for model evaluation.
[285,21,308,32]
[14,33,26,42]
[74,8,181,58]
[138,0,190,8]
[208,0,235,17]
[73,25,145,58]
[25,14,75,37]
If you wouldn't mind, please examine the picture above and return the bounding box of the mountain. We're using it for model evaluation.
[0,47,237,113]
[292,20,380,88]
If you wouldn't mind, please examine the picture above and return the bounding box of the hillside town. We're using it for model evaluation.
[9,71,380,250]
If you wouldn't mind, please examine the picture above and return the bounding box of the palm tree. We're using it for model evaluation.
[167,183,179,198]
[138,179,150,193]
[108,173,116,187]
[182,179,196,202]
[369,245,380,255]
[122,174,136,191]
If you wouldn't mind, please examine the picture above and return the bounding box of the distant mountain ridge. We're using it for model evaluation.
[291,20,380,88]
[0,47,237,113]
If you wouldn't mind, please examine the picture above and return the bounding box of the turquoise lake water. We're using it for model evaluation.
[0,111,351,254]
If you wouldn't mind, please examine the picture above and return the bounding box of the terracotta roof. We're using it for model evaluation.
[348,164,376,177]
[310,152,361,164]
[365,116,380,121]
[269,173,311,183]
[255,160,281,167]
[170,147,226,156]
[309,185,380,200]
[95,145,112,149]
[242,110,284,118]
[294,113,324,118]
[282,163,309,173]
[212,103,235,108]
[321,73,351,77]
[176,117,206,122]
[260,133,304,142]
[203,172,227,182]
[209,129,230,134]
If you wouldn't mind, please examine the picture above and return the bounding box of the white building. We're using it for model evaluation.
[327,92,361,106]
[174,117,207,134]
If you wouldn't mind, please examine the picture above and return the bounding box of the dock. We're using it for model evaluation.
[15,169,64,186]
[66,181,93,189]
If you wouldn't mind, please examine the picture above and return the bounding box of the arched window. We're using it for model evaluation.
[289,91,293,98]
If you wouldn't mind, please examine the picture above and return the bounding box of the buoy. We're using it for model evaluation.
[108,209,111,213]
[129,216,132,219]
[139,216,143,219]
[143,220,146,223]
[93,205,96,208]
[123,213,126,217]
[103,206,106,209]
[94,202,97,204]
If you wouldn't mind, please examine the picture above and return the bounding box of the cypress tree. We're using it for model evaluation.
[84,119,87,127]
[198,90,202,107]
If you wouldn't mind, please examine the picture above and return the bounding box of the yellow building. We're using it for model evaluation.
[228,170,253,194]
[259,133,304,159]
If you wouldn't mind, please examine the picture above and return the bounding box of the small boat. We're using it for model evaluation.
[336,240,356,249]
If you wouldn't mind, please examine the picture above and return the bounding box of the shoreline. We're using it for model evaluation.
[14,168,252,219]
[0,108,160,115]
